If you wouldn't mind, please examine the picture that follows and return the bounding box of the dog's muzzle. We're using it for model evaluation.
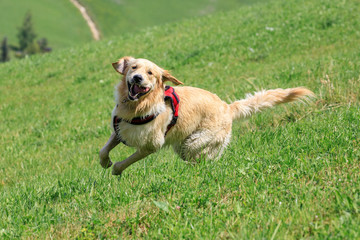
[127,76,151,101]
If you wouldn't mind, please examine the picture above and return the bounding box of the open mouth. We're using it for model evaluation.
[128,83,151,101]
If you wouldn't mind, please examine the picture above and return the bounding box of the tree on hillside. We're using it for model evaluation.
[11,11,52,58]
[17,11,37,52]
[1,37,10,62]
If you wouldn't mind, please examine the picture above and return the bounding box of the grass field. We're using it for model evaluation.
[80,0,267,38]
[0,0,92,49]
[0,0,359,238]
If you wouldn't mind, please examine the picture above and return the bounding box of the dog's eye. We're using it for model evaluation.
[132,66,137,69]
[148,71,153,75]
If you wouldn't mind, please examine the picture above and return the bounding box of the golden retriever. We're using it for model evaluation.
[99,57,313,175]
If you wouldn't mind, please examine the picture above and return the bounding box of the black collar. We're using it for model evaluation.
[123,112,159,125]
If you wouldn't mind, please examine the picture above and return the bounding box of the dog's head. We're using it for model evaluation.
[112,57,183,101]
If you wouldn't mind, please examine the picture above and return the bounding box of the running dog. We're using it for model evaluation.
[99,57,313,175]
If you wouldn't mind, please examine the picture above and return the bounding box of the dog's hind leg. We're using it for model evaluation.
[99,132,121,168]
[112,150,153,175]
[174,129,231,162]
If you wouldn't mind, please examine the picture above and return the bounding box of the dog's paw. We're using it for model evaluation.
[99,151,113,169]
[100,158,113,169]
[112,162,124,175]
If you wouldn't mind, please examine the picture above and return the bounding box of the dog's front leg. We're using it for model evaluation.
[112,150,152,175]
[99,132,120,168]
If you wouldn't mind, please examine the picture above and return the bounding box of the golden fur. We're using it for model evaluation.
[99,57,314,175]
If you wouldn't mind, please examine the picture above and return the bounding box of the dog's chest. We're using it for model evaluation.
[114,119,165,150]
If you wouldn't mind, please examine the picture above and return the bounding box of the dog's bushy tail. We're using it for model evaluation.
[230,87,314,121]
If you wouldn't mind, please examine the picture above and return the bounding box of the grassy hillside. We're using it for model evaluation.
[81,0,267,38]
[0,0,92,49]
[0,0,359,238]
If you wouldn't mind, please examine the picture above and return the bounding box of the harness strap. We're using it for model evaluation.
[164,86,180,135]
[113,115,127,145]
[127,112,159,125]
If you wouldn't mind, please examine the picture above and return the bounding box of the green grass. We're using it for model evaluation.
[80,0,267,38]
[0,0,359,238]
[0,0,92,49]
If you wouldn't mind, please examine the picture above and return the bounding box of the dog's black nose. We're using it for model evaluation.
[133,74,143,84]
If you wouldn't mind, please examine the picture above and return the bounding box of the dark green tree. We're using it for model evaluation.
[17,11,37,52]
[1,37,10,62]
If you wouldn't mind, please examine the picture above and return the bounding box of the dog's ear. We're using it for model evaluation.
[162,70,183,85]
[112,56,135,75]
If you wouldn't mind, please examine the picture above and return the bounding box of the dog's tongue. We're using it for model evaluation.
[133,85,149,94]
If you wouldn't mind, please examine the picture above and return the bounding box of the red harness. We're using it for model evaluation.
[113,86,180,144]
[164,85,180,134]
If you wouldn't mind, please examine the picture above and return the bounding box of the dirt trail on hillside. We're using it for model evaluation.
[69,0,100,40]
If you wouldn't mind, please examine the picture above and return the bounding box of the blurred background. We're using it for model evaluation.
[0,0,266,60]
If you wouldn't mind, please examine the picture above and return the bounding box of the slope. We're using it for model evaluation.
[80,0,267,38]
